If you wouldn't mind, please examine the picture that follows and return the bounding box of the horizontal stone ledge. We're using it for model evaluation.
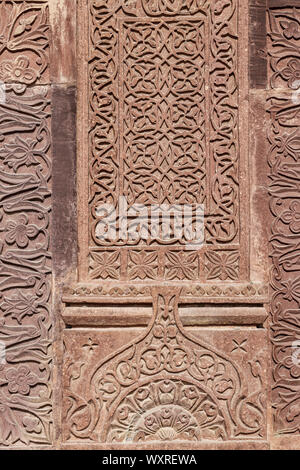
[62,305,267,327]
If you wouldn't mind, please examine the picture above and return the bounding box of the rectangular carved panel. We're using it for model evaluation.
[62,288,268,447]
[85,0,248,282]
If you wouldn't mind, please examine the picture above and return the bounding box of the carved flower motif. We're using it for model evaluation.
[173,27,198,54]
[0,136,41,171]
[0,290,39,324]
[129,251,158,280]
[202,402,218,418]
[214,378,234,397]
[183,385,198,400]
[0,55,38,93]
[5,214,39,248]
[281,201,300,233]
[274,130,300,161]
[281,20,300,40]
[205,251,239,281]
[166,251,198,280]
[99,376,118,401]
[141,349,160,371]
[5,365,38,395]
[281,59,300,90]
[127,64,156,93]
[144,414,159,431]
[89,251,120,280]
[159,380,175,395]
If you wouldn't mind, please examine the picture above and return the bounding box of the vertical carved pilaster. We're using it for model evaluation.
[0,1,52,447]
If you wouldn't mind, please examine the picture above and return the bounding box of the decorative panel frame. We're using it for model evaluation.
[77,0,250,284]
[63,0,271,450]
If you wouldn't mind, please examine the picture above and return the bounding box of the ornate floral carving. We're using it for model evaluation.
[0,2,52,445]
[0,86,52,446]
[62,282,268,302]
[140,0,209,16]
[268,8,300,89]
[268,6,300,435]
[165,251,199,280]
[64,288,266,442]
[205,251,239,281]
[88,0,241,280]
[123,19,206,206]
[268,95,300,434]
[128,250,158,280]
[89,251,121,280]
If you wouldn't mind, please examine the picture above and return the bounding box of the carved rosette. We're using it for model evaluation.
[0,1,52,447]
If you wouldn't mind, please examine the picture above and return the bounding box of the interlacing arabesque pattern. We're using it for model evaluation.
[0,1,52,446]
[64,288,266,443]
[88,0,240,281]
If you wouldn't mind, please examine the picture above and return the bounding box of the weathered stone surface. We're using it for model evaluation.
[62,288,268,448]
[0,1,52,447]
[267,5,300,436]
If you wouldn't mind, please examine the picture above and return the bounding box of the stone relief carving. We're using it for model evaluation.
[63,288,266,443]
[268,7,300,90]
[0,1,52,447]
[88,0,241,281]
[268,6,300,435]
[62,282,268,301]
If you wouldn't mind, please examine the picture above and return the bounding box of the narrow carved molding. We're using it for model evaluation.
[268,5,300,434]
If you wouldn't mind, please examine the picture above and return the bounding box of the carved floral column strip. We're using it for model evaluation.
[268,5,300,435]
[0,1,52,446]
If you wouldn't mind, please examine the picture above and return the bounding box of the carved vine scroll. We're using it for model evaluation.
[63,288,267,443]
[87,0,244,282]
[0,1,52,447]
[268,6,300,434]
